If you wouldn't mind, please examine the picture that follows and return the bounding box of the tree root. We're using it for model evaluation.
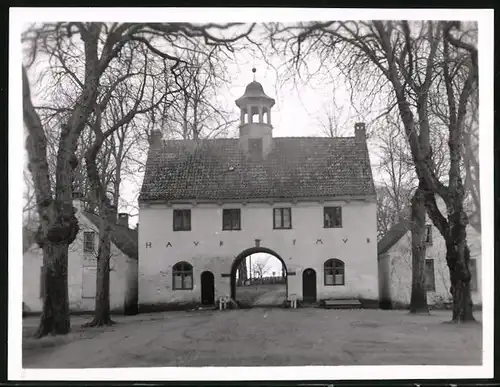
[443,318,479,325]
[82,317,116,328]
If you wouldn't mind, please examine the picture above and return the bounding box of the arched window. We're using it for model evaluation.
[172,261,193,290]
[324,259,345,286]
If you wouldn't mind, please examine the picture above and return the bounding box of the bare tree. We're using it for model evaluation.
[252,258,271,283]
[166,48,237,140]
[268,20,478,321]
[23,22,256,337]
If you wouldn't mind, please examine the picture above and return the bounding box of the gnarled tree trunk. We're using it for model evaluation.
[409,184,429,314]
[36,243,71,336]
[446,205,474,322]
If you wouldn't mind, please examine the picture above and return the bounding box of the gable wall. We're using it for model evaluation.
[380,218,482,307]
[138,199,378,305]
[23,203,133,313]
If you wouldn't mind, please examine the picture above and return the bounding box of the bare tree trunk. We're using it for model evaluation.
[36,243,71,336]
[84,203,114,326]
[409,184,429,314]
[447,209,475,322]
[25,68,80,337]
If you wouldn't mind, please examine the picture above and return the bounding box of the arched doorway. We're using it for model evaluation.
[302,268,317,303]
[230,247,288,306]
[201,271,215,305]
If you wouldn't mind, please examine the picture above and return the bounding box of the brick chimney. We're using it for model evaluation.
[149,129,163,148]
[108,205,118,224]
[354,122,367,144]
[118,213,129,228]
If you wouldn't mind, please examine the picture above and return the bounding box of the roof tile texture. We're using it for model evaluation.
[139,137,376,202]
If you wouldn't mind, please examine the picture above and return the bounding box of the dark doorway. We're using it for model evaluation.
[302,268,317,303]
[201,271,215,305]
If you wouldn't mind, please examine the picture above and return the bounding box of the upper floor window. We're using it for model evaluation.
[83,231,96,253]
[425,225,433,245]
[469,259,478,291]
[324,259,345,286]
[274,208,292,229]
[173,209,191,231]
[172,261,193,290]
[223,209,241,231]
[424,259,435,291]
[324,206,342,228]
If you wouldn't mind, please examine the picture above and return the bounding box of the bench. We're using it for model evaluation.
[321,299,362,309]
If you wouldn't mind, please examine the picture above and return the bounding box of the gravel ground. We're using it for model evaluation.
[23,308,482,368]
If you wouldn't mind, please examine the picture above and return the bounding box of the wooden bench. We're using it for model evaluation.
[321,299,362,309]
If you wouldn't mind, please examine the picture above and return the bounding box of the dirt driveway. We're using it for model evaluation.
[23,308,482,368]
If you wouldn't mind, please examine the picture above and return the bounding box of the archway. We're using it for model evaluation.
[230,247,288,306]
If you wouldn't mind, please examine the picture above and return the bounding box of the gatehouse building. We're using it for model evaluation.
[137,76,378,307]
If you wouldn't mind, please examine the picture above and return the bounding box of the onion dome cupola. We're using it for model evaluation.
[235,68,276,158]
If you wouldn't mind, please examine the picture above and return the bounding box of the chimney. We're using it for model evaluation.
[354,122,367,144]
[149,129,163,148]
[108,205,118,224]
[118,213,129,228]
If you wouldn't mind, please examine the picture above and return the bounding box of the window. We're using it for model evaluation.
[173,209,191,231]
[223,209,241,231]
[425,225,433,245]
[469,259,478,291]
[249,138,263,159]
[324,259,345,286]
[424,259,435,291]
[324,207,342,228]
[172,261,193,290]
[83,231,96,253]
[249,138,263,152]
[39,267,45,299]
[274,208,292,229]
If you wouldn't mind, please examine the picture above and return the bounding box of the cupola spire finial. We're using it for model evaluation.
[252,67,256,81]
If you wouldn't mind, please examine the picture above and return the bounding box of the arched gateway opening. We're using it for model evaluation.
[230,247,288,307]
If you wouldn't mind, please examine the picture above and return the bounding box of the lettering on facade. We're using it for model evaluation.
[221,273,231,278]
[219,240,224,246]
[288,271,296,276]
[316,239,323,244]
[166,242,173,248]
[255,239,261,247]
[145,242,152,248]
[193,241,199,246]
[293,239,296,245]
[342,238,348,244]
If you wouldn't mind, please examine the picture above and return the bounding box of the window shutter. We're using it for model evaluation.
[424,259,435,291]
[335,207,342,227]
[469,259,477,291]
[283,208,291,228]
[274,209,281,228]
[184,210,191,230]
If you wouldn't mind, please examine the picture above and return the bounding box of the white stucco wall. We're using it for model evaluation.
[138,199,378,305]
[23,202,135,313]
[379,220,482,307]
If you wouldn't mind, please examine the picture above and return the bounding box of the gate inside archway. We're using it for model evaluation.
[230,247,288,307]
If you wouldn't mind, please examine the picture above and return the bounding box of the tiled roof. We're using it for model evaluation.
[377,219,411,256]
[83,212,138,260]
[139,137,376,202]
